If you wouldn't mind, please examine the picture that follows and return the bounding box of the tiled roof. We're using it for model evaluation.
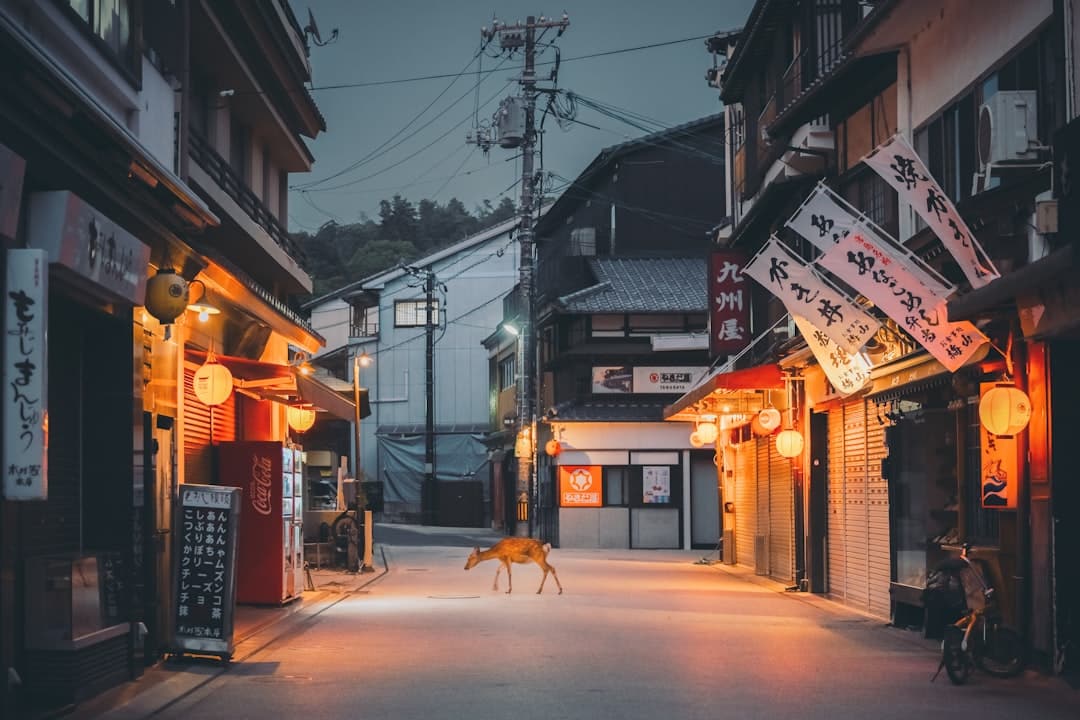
[552,399,674,423]
[557,257,707,314]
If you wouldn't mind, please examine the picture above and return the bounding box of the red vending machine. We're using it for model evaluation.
[217,441,303,604]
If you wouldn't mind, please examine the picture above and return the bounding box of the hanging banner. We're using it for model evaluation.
[862,135,999,289]
[792,314,871,396]
[817,232,987,371]
[3,249,48,500]
[980,383,1018,509]
[709,251,750,357]
[787,182,953,295]
[743,236,879,354]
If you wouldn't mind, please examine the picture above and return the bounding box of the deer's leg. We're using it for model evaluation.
[546,562,563,594]
[492,564,502,592]
[504,559,513,594]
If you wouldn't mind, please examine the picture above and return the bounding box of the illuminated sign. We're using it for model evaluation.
[559,466,602,507]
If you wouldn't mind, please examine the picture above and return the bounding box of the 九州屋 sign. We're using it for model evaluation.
[709,251,750,357]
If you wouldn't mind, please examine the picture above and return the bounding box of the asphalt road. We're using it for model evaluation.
[110,537,1077,720]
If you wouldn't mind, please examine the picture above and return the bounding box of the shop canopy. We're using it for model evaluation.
[663,363,785,422]
[184,349,370,420]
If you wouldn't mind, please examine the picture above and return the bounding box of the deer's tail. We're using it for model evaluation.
[542,542,552,554]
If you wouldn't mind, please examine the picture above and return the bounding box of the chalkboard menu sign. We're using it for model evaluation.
[171,484,241,659]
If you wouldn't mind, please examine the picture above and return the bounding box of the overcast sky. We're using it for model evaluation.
[287,0,755,233]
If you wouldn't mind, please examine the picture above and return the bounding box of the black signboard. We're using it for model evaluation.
[1055,116,1080,240]
[170,484,241,659]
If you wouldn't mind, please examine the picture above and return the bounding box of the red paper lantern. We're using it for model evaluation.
[544,439,562,457]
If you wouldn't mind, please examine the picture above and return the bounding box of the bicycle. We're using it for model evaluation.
[331,501,364,573]
[932,544,1025,684]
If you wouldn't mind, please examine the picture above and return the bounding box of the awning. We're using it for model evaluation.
[866,344,991,400]
[184,349,369,421]
[296,371,370,420]
[947,244,1080,324]
[664,363,785,422]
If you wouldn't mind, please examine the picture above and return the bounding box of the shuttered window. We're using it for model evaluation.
[183,364,237,485]
[734,441,757,569]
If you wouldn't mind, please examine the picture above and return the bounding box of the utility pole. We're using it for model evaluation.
[423,268,437,526]
[475,13,569,537]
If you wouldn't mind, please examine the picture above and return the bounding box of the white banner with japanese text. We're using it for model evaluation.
[3,249,48,500]
[743,235,879,354]
[792,314,871,396]
[786,182,953,295]
[817,232,987,371]
[862,135,999,289]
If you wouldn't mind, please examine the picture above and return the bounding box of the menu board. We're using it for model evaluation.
[171,484,240,659]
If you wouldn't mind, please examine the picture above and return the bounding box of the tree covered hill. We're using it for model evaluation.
[293,194,517,297]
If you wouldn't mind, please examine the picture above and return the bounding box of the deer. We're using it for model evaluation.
[464,538,563,594]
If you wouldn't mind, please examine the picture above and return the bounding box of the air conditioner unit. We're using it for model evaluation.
[978,90,1039,168]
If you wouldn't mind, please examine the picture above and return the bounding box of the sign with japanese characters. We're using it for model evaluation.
[792,314,871,396]
[4,249,48,500]
[980,383,1018,509]
[27,191,151,304]
[743,236,879,354]
[863,135,999,289]
[817,232,987,372]
[642,466,671,504]
[787,182,954,295]
[171,484,240,658]
[559,466,602,507]
[709,251,750,357]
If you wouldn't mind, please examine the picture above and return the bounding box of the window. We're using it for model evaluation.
[604,468,628,506]
[498,355,516,391]
[65,0,134,72]
[230,118,248,182]
[350,305,379,338]
[628,314,684,337]
[569,227,596,256]
[394,299,439,327]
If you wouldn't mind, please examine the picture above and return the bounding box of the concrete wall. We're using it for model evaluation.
[310,298,351,353]
[631,508,680,549]
[908,0,1052,129]
[559,507,630,549]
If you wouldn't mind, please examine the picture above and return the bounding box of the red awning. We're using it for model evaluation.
[184,349,292,382]
[664,363,785,421]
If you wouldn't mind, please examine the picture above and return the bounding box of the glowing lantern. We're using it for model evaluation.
[757,408,781,432]
[287,405,317,433]
[979,385,1031,436]
[775,429,804,458]
[688,430,705,448]
[544,439,562,457]
[143,266,189,324]
[696,414,719,444]
[193,353,233,406]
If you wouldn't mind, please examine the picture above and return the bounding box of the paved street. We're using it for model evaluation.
[90,527,1076,720]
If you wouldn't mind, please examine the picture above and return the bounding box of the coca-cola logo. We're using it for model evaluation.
[250,454,273,516]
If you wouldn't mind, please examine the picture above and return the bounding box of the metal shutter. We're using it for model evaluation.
[827,406,847,601]
[768,440,794,584]
[826,400,892,620]
[182,363,237,485]
[755,437,770,575]
[734,440,757,569]
[866,409,892,619]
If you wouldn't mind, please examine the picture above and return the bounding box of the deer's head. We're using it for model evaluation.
[464,546,480,570]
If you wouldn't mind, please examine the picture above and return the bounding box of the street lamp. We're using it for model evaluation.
[353,348,375,573]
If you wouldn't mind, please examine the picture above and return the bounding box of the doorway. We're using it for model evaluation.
[690,451,720,549]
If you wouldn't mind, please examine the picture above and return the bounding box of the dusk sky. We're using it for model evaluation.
[287,0,755,233]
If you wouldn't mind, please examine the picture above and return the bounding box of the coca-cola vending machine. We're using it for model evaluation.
[217,441,304,604]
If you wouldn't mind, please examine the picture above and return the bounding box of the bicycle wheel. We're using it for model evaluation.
[331,513,359,547]
[975,621,1025,678]
[942,626,972,685]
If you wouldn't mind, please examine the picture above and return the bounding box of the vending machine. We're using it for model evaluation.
[217,441,304,604]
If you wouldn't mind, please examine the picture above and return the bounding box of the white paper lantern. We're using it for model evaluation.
[193,359,233,406]
[697,421,719,444]
[775,429,804,458]
[688,430,705,448]
[979,385,1031,436]
[757,408,781,432]
[287,406,316,433]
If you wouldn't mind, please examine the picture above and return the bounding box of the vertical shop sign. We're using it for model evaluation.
[863,135,998,288]
[171,484,240,659]
[558,466,602,507]
[3,249,48,500]
[792,314,871,396]
[980,383,1018,509]
[709,251,750,357]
